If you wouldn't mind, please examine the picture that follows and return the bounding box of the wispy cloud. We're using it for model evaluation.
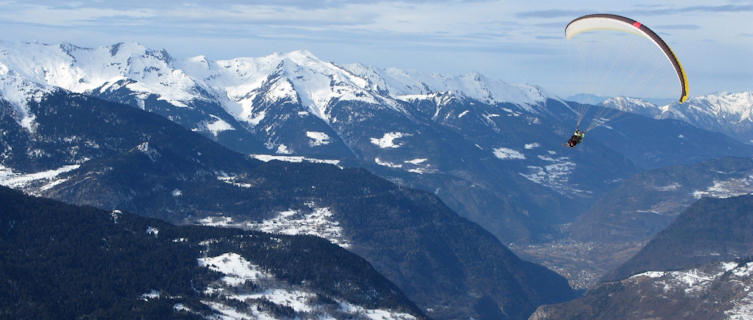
[516,9,588,19]
[654,24,700,30]
[631,4,753,15]
[517,3,753,19]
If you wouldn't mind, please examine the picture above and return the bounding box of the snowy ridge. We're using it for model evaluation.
[628,261,753,318]
[0,41,204,107]
[0,163,80,193]
[600,91,753,143]
[197,252,415,319]
[601,96,662,118]
[0,41,554,142]
[671,92,753,123]
[194,49,405,126]
[344,63,548,109]
[249,154,341,167]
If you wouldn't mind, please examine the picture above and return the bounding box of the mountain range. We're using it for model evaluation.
[0,88,576,319]
[3,40,753,318]
[4,41,751,248]
[600,92,753,145]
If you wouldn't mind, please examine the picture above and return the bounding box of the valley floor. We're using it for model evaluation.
[509,239,647,289]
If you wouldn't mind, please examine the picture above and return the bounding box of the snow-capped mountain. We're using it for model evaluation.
[664,91,753,143]
[599,91,753,144]
[0,41,547,136]
[343,63,548,111]
[0,41,609,244]
[4,41,751,248]
[600,96,663,118]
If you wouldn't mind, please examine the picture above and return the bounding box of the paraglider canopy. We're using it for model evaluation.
[565,14,689,104]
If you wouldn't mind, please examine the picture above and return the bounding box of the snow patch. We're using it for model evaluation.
[248,110,266,126]
[110,210,122,224]
[140,290,160,301]
[235,289,316,313]
[375,157,402,169]
[305,131,330,147]
[275,144,291,154]
[250,208,350,248]
[493,147,525,160]
[524,142,541,150]
[205,115,235,137]
[520,155,584,196]
[136,141,160,161]
[654,183,681,191]
[250,154,341,167]
[692,175,753,199]
[371,132,409,149]
[217,175,252,188]
[173,303,191,313]
[338,300,418,320]
[146,226,159,237]
[404,158,428,165]
[198,252,273,286]
[0,163,80,191]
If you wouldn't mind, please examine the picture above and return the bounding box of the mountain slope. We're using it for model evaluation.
[531,195,753,320]
[604,195,753,282]
[584,112,753,169]
[572,157,753,244]
[0,185,426,319]
[531,259,753,320]
[513,156,753,289]
[0,91,576,320]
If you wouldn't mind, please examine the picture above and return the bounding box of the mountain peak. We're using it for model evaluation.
[283,49,319,62]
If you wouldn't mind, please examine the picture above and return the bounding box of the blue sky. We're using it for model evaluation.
[0,0,750,98]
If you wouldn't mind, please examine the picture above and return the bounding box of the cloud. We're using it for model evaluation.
[517,3,753,19]
[516,9,588,19]
[533,21,570,28]
[654,24,700,30]
[631,4,753,15]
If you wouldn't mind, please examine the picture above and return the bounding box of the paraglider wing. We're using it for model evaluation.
[565,14,689,103]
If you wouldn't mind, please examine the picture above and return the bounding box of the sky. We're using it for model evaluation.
[0,0,751,99]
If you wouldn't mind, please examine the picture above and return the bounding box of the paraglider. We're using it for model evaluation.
[562,13,689,147]
[565,13,688,104]
[567,129,585,148]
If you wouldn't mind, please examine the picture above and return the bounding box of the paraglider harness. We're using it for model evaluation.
[567,129,585,148]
